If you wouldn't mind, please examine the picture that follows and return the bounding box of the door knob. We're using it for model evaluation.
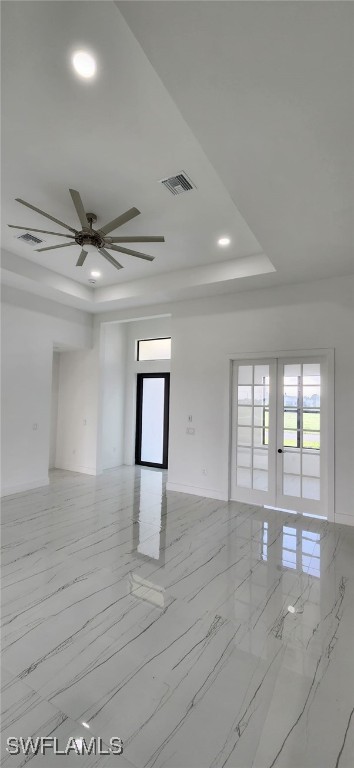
[277,448,283,454]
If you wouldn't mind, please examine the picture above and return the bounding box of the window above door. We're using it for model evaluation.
[137,337,171,361]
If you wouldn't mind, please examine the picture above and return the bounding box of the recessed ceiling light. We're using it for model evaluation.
[91,270,101,278]
[72,50,96,79]
[218,237,231,247]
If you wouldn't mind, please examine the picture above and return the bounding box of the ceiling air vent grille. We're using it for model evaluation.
[17,232,43,245]
[159,171,195,196]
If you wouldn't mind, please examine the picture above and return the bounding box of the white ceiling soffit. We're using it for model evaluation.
[119,1,354,283]
[1,0,274,313]
[0,249,274,313]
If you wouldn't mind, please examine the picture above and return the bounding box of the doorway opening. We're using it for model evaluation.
[135,373,170,469]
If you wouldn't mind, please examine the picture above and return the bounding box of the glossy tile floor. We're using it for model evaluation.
[1,467,354,768]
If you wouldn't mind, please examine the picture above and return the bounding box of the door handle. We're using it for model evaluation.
[277,448,283,454]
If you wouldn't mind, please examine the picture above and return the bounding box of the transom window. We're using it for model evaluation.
[137,337,171,362]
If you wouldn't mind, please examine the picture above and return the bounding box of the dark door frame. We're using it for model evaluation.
[135,373,170,469]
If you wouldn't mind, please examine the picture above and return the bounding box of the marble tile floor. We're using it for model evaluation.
[1,466,354,768]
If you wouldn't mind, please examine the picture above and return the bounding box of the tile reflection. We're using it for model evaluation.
[261,521,268,561]
[259,520,321,578]
[137,522,161,559]
[129,573,166,608]
[133,468,167,564]
[281,525,320,577]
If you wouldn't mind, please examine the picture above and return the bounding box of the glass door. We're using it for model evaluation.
[276,358,324,515]
[231,360,277,505]
[135,373,170,469]
[231,357,327,517]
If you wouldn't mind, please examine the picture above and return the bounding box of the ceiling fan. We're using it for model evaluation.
[8,189,165,271]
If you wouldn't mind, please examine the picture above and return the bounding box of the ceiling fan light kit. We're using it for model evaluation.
[8,189,165,273]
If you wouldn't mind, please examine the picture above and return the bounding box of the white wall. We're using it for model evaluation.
[100,323,127,470]
[48,351,60,469]
[166,275,354,526]
[1,287,92,495]
[122,317,172,465]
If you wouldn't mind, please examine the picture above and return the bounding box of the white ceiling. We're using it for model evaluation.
[119,1,354,283]
[1,1,353,312]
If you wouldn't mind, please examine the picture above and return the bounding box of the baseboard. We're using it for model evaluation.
[166,481,227,501]
[334,512,354,528]
[54,463,99,476]
[1,476,49,497]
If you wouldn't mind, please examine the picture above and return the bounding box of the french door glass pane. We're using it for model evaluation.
[237,447,252,467]
[303,432,320,449]
[253,448,268,469]
[302,453,320,477]
[238,426,252,445]
[253,469,268,491]
[284,386,299,406]
[254,386,269,405]
[236,364,269,492]
[283,474,301,496]
[284,429,299,447]
[238,406,252,425]
[238,386,252,404]
[254,427,265,446]
[303,363,321,378]
[284,363,301,384]
[303,412,320,430]
[283,451,301,475]
[303,387,320,407]
[237,468,252,488]
[302,477,320,500]
[254,365,270,384]
[254,407,265,426]
[238,366,253,384]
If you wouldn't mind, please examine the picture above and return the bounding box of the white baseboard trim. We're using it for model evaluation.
[334,512,354,528]
[166,481,227,501]
[54,463,99,476]
[1,476,49,497]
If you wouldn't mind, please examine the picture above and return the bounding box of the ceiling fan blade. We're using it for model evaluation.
[108,236,165,243]
[99,207,140,236]
[15,198,77,234]
[99,248,123,270]
[108,244,154,262]
[69,189,89,229]
[8,225,75,238]
[36,242,77,252]
[76,249,88,266]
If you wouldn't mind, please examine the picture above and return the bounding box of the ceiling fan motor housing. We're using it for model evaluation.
[75,231,105,249]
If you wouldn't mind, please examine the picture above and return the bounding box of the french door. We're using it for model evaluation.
[231,356,328,516]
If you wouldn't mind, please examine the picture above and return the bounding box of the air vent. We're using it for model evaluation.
[159,171,195,196]
[17,232,43,245]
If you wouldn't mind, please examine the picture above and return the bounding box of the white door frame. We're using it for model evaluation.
[227,348,334,522]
